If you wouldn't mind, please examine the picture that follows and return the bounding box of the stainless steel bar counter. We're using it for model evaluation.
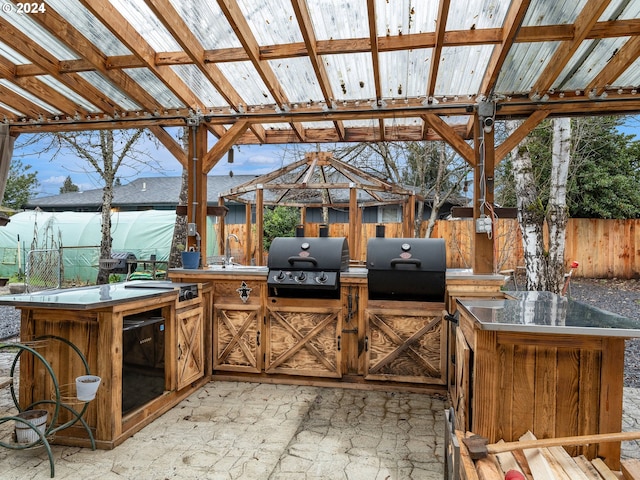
[453,291,640,470]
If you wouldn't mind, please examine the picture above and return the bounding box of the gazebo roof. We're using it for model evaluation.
[222,151,419,208]
[0,0,638,144]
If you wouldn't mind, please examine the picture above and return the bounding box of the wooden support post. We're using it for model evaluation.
[218,196,226,257]
[186,125,208,266]
[472,115,495,274]
[349,185,357,260]
[255,185,264,266]
[244,201,252,265]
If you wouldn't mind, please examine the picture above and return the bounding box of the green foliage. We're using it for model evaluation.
[496,116,640,219]
[59,175,79,193]
[263,206,300,250]
[3,158,39,210]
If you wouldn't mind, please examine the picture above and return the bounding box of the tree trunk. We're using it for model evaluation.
[546,118,571,294]
[96,183,113,284]
[507,120,547,291]
[170,167,189,268]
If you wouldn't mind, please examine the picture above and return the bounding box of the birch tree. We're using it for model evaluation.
[507,118,571,292]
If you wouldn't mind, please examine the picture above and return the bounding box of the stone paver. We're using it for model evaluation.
[0,346,638,479]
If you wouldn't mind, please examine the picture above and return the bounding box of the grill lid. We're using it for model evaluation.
[267,237,349,291]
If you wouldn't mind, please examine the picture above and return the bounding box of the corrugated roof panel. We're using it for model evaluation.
[77,71,141,111]
[216,62,275,106]
[46,0,130,56]
[376,0,438,35]
[109,0,181,52]
[322,52,376,102]
[447,0,510,30]
[268,57,324,104]
[0,0,79,60]
[0,42,29,64]
[122,69,183,110]
[555,37,631,91]
[0,79,61,114]
[601,0,640,20]
[37,76,100,112]
[0,102,22,117]
[615,57,640,87]
[169,0,241,49]
[522,0,588,26]
[238,0,303,45]
[435,46,493,96]
[495,42,560,94]
[343,118,377,128]
[307,0,369,41]
[380,49,431,100]
[171,65,228,107]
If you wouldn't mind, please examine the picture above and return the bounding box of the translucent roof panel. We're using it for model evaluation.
[322,52,376,102]
[384,117,421,127]
[0,0,80,60]
[216,62,275,106]
[435,46,494,96]
[376,0,438,36]
[122,69,183,110]
[109,0,181,52]
[0,80,61,115]
[447,0,510,30]
[615,57,640,87]
[267,57,324,104]
[38,76,99,113]
[495,42,561,94]
[0,102,23,116]
[0,43,29,65]
[307,0,370,41]
[78,72,141,112]
[169,0,241,50]
[238,0,303,45]
[171,65,228,107]
[522,0,588,26]
[379,49,431,100]
[555,37,631,91]
[343,118,377,129]
[46,0,130,56]
[601,0,640,21]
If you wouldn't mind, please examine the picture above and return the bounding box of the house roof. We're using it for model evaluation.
[1,0,639,145]
[25,175,258,210]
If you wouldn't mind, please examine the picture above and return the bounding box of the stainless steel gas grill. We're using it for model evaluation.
[366,237,446,302]
[267,236,349,299]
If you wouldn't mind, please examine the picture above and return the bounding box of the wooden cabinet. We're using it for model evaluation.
[175,304,204,389]
[364,300,447,385]
[265,297,342,378]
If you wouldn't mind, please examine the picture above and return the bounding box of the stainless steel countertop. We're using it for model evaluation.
[456,290,640,337]
[0,282,177,310]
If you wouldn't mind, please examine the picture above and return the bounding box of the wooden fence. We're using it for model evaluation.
[219,218,640,279]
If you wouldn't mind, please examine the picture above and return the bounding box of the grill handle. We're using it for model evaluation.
[390,257,422,267]
[287,256,318,266]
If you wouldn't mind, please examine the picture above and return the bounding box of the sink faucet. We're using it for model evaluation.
[225,234,239,265]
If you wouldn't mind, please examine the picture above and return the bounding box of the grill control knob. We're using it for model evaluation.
[182,289,194,300]
[274,270,286,282]
[295,271,306,282]
[315,272,328,284]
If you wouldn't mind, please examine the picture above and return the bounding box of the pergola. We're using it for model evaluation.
[1,0,639,272]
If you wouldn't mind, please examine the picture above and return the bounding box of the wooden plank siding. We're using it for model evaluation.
[218,218,640,279]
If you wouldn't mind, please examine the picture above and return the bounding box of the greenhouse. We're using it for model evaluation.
[0,210,217,284]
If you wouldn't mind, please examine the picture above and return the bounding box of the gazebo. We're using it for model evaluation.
[218,151,420,264]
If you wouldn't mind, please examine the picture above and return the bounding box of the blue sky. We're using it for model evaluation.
[13,115,640,198]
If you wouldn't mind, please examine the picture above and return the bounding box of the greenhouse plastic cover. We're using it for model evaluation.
[0,210,217,284]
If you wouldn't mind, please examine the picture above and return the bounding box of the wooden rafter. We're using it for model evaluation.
[588,35,640,96]
[427,0,451,101]
[290,0,345,141]
[0,15,117,115]
[366,0,385,141]
[217,0,305,142]
[79,0,201,111]
[531,0,613,96]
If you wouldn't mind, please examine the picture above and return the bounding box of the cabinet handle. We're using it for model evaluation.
[178,343,183,360]
[364,336,368,352]
[337,335,341,351]
[256,330,261,347]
